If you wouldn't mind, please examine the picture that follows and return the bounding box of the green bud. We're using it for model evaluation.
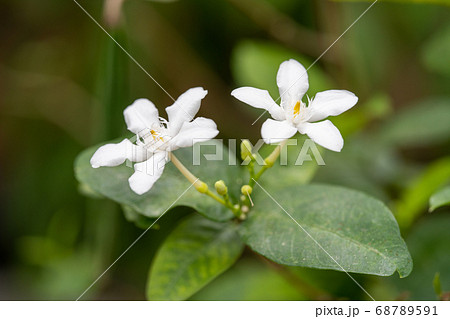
[195,181,209,194]
[240,140,253,161]
[214,180,228,196]
[241,185,253,195]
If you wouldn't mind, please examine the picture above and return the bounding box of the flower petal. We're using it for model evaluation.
[123,99,160,135]
[166,87,208,136]
[261,118,297,144]
[90,139,149,168]
[277,59,309,110]
[307,90,358,122]
[231,87,285,121]
[128,152,167,195]
[169,117,219,149]
[298,120,343,152]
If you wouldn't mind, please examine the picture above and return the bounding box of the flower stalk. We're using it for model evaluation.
[169,153,225,206]
[170,153,242,217]
[249,139,288,187]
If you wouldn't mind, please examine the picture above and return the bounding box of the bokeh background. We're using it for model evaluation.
[1,0,450,300]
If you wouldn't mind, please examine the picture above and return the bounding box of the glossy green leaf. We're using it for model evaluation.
[389,215,450,300]
[75,140,240,222]
[313,135,399,202]
[429,186,450,212]
[379,98,450,147]
[147,215,244,300]
[240,184,412,277]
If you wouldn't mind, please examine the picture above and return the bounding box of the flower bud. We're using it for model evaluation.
[240,140,253,161]
[214,180,228,196]
[241,185,253,195]
[195,181,209,194]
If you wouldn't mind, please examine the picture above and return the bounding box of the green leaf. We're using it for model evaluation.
[191,258,307,300]
[379,98,450,147]
[313,135,398,202]
[429,186,450,212]
[147,215,244,300]
[422,24,450,76]
[75,140,240,222]
[395,157,450,229]
[121,204,158,229]
[240,184,412,277]
[389,215,450,300]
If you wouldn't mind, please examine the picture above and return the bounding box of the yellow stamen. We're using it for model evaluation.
[293,101,301,117]
[150,129,164,142]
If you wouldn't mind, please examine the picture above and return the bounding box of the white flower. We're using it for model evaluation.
[231,59,358,152]
[90,87,219,195]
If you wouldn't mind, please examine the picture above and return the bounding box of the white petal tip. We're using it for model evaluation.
[263,138,276,145]
[231,87,244,96]
[282,59,304,68]
[132,188,147,196]
[325,142,343,152]
[134,98,150,103]
[190,87,208,98]
[128,177,150,195]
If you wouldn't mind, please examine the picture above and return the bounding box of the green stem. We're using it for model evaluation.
[170,153,234,209]
[204,189,226,205]
[224,193,242,217]
[248,161,256,179]
[250,139,288,187]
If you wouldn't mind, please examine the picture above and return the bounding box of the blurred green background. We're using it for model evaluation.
[1,0,450,300]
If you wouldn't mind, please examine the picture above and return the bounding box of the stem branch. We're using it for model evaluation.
[170,152,225,205]
[250,139,288,187]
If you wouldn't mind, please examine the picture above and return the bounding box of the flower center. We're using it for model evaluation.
[138,120,171,152]
[150,129,164,142]
[293,101,301,117]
